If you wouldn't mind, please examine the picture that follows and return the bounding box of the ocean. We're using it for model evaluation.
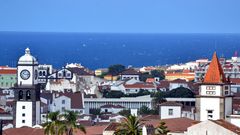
[0,32,240,69]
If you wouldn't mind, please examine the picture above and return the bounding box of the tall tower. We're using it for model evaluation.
[14,48,41,128]
[196,52,232,121]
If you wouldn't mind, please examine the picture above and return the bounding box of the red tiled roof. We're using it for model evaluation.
[159,101,183,107]
[230,78,240,84]
[0,69,17,74]
[104,122,120,131]
[121,68,140,75]
[203,52,227,84]
[142,117,196,133]
[78,125,107,135]
[3,127,44,135]
[146,78,155,83]
[211,119,240,134]
[58,92,83,109]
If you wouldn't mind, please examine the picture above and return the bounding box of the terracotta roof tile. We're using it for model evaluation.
[211,119,240,134]
[121,68,140,75]
[0,69,17,74]
[159,101,183,107]
[204,52,227,84]
[3,127,44,135]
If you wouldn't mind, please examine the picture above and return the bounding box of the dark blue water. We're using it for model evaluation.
[0,32,240,69]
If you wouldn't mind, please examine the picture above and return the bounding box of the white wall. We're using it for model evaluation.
[187,120,238,135]
[16,102,33,128]
[200,98,221,121]
[160,106,181,119]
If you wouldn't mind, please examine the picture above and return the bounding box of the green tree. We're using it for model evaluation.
[115,115,142,135]
[167,87,195,98]
[139,105,151,115]
[43,111,63,135]
[103,91,124,98]
[140,72,152,82]
[150,70,165,80]
[118,109,131,117]
[89,108,101,115]
[108,64,125,75]
[156,121,170,135]
[58,110,86,135]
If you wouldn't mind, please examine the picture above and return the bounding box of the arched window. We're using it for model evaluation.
[19,90,23,100]
[43,71,46,76]
[26,90,31,100]
[39,71,43,76]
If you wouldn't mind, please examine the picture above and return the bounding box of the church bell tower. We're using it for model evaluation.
[196,52,233,121]
[14,48,41,128]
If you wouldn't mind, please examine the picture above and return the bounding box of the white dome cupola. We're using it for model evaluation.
[18,48,38,65]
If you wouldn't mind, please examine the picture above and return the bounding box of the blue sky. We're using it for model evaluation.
[0,0,240,33]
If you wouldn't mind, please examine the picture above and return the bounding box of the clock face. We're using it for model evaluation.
[20,70,30,80]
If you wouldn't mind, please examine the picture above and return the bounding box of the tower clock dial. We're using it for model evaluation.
[20,70,30,80]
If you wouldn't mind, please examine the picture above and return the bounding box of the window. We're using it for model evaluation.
[207,110,213,119]
[62,100,65,104]
[168,109,173,116]
[22,106,25,109]
[206,86,216,90]
[225,86,229,90]
[22,120,25,123]
[26,90,31,100]
[22,113,25,117]
[225,91,229,95]
[19,90,23,100]
[62,107,65,112]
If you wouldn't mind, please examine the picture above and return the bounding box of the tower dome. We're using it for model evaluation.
[18,48,38,65]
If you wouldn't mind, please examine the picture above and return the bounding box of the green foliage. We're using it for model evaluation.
[108,64,125,75]
[140,72,152,82]
[124,89,151,97]
[150,70,165,80]
[151,87,195,105]
[140,70,165,82]
[118,109,131,117]
[89,108,101,115]
[115,115,142,135]
[103,91,125,98]
[139,105,159,115]
[59,110,86,135]
[157,121,170,135]
[97,72,108,78]
[103,89,151,98]
[43,110,86,135]
[167,87,195,98]
[43,111,62,135]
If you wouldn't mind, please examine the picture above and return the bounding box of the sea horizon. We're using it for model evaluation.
[0,31,240,69]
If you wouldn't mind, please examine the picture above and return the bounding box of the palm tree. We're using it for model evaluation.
[115,115,142,135]
[43,111,63,135]
[156,121,169,135]
[58,110,86,135]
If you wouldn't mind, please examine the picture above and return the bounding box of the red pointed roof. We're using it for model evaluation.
[203,52,227,84]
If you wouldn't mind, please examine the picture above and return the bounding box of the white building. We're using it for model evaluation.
[187,120,240,135]
[50,91,85,114]
[14,48,41,128]
[196,52,232,122]
[169,79,189,90]
[84,95,154,113]
[159,101,182,119]
[100,104,125,114]
[121,68,140,81]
